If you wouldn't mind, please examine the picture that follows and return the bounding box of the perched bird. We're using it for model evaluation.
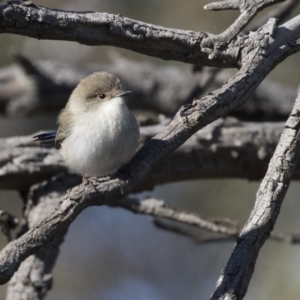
[34,72,140,178]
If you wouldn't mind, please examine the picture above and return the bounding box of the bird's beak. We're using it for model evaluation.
[114,91,132,98]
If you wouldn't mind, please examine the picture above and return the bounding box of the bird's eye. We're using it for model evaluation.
[99,94,106,99]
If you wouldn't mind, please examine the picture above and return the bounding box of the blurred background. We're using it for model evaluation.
[0,0,300,299]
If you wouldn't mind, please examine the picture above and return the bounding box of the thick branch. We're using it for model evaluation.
[211,88,300,300]
[3,119,300,191]
[0,3,235,67]
[0,15,299,286]
[5,174,77,300]
[0,55,211,117]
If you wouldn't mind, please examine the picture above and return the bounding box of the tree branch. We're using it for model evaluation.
[5,173,78,300]
[154,218,300,244]
[0,55,297,119]
[211,87,300,300]
[202,0,286,58]
[0,3,235,67]
[113,197,238,235]
[5,119,300,191]
[0,12,298,287]
[1,1,297,68]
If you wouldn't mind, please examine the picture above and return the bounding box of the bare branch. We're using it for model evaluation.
[113,197,238,235]
[5,119,300,190]
[202,0,286,58]
[211,87,300,300]
[0,56,297,120]
[154,219,300,245]
[0,15,298,286]
[6,174,78,300]
[0,55,213,117]
[0,3,234,68]
[0,134,66,191]
[1,2,298,69]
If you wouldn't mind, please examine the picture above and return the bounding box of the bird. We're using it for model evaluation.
[34,72,140,179]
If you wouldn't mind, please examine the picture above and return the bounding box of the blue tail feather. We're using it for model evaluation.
[33,130,57,146]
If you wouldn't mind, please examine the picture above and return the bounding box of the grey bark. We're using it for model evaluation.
[0,14,298,285]
[154,218,300,245]
[6,174,79,300]
[0,2,299,300]
[0,3,234,68]
[1,119,298,191]
[210,89,300,299]
[203,0,286,57]
[0,56,297,120]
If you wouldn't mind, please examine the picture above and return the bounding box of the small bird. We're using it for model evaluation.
[34,72,140,178]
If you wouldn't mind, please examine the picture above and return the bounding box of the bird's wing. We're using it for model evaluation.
[55,108,73,149]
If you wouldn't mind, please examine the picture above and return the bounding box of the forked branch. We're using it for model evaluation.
[0,15,298,285]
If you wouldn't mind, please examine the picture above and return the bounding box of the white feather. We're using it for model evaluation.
[60,97,139,177]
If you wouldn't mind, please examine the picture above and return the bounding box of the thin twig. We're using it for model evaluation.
[154,217,300,245]
[113,197,238,235]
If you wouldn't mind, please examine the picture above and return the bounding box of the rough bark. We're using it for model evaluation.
[1,119,299,191]
[6,174,79,300]
[0,3,234,68]
[0,2,299,300]
[0,14,298,285]
[0,56,297,120]
[211,88,300,299]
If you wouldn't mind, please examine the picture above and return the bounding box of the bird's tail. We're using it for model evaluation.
[33,130,57,147]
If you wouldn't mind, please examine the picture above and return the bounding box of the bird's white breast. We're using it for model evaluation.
[60,97,139,177]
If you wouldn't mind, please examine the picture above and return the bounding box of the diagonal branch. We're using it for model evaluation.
[211,87,300,300]
[0,15,299,286]
[5,173,78,300]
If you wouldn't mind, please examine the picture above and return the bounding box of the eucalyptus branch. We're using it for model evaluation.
[0,3,234,68]
[202,0,286,57]
[4,119,300,191]
[154,219,300,245]
[211,87,300,300]
[113,197,238,235]
[0,15,298,285]
[6,173,78,300]
[1,1,298,68]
